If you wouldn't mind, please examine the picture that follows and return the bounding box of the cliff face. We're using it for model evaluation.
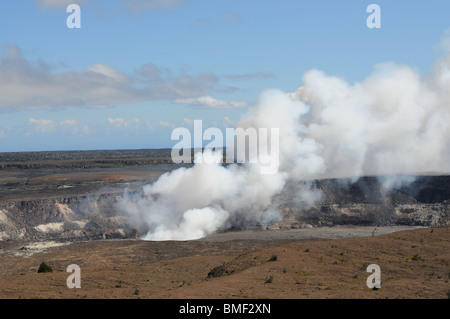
[0,193,136,241]
[1,175,449,241]
[275,176,450,229]
[277,202,449,230]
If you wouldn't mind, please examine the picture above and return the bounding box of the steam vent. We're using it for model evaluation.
[0,150,449,242]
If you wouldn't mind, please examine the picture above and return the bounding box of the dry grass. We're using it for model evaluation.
[0,226,448,299]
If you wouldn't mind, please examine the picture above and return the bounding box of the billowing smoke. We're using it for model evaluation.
[294,57,450,179]
[120,90,312,240]
[119,53,450,240]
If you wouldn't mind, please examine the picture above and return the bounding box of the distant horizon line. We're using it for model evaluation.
[0,147,229,154]
[0,147,173,154]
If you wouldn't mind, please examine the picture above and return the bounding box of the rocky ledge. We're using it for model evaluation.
[1,175,449,242]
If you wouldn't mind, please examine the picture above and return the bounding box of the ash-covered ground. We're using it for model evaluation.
[0,149,449,243]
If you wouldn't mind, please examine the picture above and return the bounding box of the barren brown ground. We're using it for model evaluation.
[0,226,448,299]
[0,169,167,201]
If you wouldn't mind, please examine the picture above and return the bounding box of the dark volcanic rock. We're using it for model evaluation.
[273,176,450,230]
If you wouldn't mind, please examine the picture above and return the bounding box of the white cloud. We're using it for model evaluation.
[0,129,4,139]
[87,63,129,83]
[108,118,140,129]
[60,119,77,126]
[60,119,90,135]
[125,0,188,13]
[174,95,248,109]
[27,118,91,136]
[223,116,233,127]
[28,118,57,133]
[35,0,92,9]
[224,72,275,81]
[35,0,186,12]
[0,44,219,111]
[183,118,193,125]
[159,120,171,127]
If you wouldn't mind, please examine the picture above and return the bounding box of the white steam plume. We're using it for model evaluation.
[119,53,450,240]
[120,90,314,240]
[293,55,450,180]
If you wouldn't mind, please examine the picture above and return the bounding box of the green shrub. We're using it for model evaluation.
[37,261,53,273]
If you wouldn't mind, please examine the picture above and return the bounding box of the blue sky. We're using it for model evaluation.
[0,0,449,152]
